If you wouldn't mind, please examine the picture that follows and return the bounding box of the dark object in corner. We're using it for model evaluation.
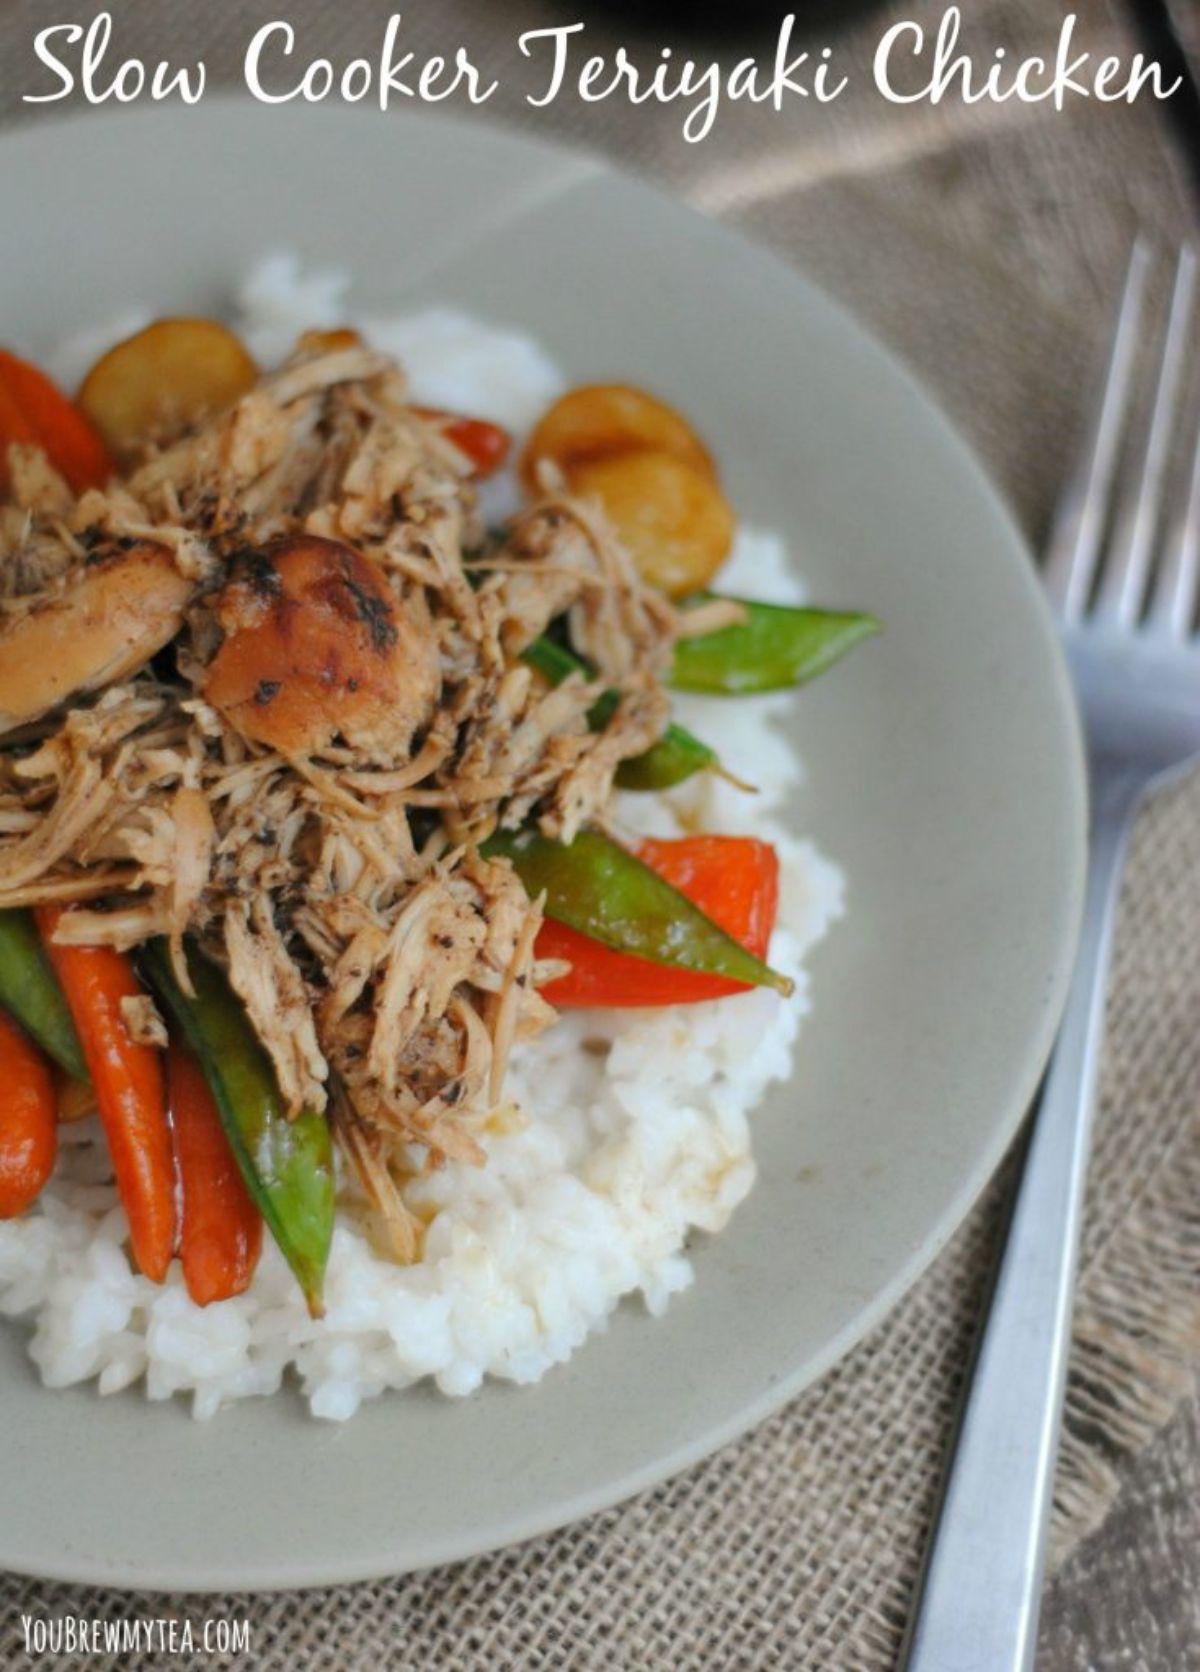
[1128,0,1200,211]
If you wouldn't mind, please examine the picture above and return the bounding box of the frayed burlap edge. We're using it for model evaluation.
[1049,1104,1200,1567]
[1056,1110,1200,1564]
[1042,773,1200,1572]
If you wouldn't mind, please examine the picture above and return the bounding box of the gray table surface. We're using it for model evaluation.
[0,0,1196,1665]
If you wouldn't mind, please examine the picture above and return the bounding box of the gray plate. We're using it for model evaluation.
[0,101,1085,1591]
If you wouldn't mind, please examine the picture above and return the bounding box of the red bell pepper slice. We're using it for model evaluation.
[412,407,511,478]
[536,835,780,1008]
[0,349,114,496]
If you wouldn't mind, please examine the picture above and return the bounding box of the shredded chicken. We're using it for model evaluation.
[0,338,680,1249]
[119,992,168,1051]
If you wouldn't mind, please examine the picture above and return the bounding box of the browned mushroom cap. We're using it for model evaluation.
[0,541,192,735]
[203,534,439,761]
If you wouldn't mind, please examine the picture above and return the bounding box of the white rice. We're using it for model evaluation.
[0,258,844,1420]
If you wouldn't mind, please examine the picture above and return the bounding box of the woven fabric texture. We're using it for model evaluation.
[0,0,1196,1665]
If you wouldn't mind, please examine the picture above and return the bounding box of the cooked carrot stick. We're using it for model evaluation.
[0,349,114,495]
[0,1009,57,1218]
[167,1038,262,1306]
[35,906,175,1280]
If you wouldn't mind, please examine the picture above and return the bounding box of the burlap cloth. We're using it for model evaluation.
[0,1,1197,1665]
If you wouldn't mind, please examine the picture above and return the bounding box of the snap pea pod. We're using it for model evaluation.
[613,735,713,792]
[524,635,584,688]
[485,827,793,995]
[521,635,582,689]
[140,939,335,1318]
[0,908,88,1079]
[593,693,716,791]
[521,638,716,791]
[671,596,880,695]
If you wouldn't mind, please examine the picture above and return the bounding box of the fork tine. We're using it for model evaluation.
[1147,401,1200,638]
[1044,238,1152,621]
[1095,244,1197,627]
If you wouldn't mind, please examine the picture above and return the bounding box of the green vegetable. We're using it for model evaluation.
[522,637,717,791]
[614,730,713,791]
[0,908,87,1079]
[586,689,716,791]
[485,827,792,995]
[521,635,580,688]
[671,596,880,695]
[140,939,335,1317]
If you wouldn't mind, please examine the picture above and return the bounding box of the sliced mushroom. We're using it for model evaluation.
[203,534,439,762]
[0,541,192,735]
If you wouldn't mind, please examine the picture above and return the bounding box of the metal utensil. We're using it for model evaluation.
[903,240,1200,1672]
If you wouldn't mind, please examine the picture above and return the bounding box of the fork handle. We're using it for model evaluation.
[902,769,1142,1672]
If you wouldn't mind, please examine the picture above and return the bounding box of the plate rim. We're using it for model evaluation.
[0,96,1087,1592]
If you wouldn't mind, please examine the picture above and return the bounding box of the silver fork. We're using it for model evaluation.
[903,241,1200,1672]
